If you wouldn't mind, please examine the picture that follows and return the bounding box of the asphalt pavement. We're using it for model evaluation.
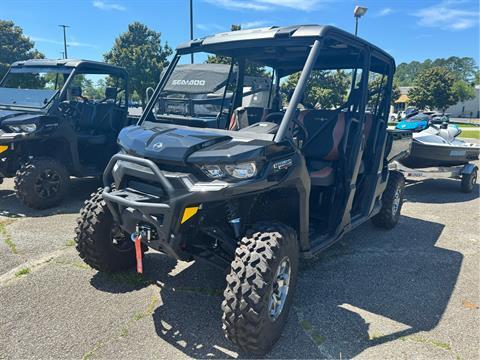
[1,165,479,359]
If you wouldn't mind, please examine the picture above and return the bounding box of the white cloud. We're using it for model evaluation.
[414,2,479,30]
[195,23,225,31]
[241,20,270,28]
[92,0,126,11]
[30,36,98,48]
[204,0,325,11]
[377,8,393,17]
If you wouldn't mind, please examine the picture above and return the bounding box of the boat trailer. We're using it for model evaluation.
[390,161,478,193]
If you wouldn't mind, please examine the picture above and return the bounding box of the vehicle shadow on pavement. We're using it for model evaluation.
[0,177,99,218]
[405,178,479,204]
[293,215,462,359]
[89,215,462,359]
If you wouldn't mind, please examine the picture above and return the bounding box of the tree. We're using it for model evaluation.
[281,70,350,109]
[206,24,267,77]
[408,67,457,112]
[452,80,475,103]
[0,20,44,81]
[394,57,478,86]
[104,22,172,106]
[368,75,401,106]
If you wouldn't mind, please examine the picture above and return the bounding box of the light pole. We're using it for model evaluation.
[58,24,69,58]
[190,0,194,64]
[353,6,367,36]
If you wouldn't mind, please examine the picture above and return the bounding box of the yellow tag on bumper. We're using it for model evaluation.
[0,145,8,154]
[181,206,199,224]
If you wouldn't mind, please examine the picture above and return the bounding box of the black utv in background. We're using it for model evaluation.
[0,59,135,209]
[75,25,412,355]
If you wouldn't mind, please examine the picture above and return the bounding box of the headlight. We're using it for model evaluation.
[201,165,225,179]
[7,124,37,133]
[225,162,257,179]
[20,124,37,133]
[201,162,258,180]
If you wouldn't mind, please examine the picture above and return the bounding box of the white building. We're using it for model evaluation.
[446,85,480,118]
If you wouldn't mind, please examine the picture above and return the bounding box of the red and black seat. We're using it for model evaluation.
[298,110,346,186]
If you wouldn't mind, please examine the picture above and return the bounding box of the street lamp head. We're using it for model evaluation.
[354,6,368,18]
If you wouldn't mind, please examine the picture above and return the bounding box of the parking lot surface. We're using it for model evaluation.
[1,164,479,359]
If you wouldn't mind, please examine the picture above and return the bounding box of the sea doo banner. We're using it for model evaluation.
[163,64,235,94]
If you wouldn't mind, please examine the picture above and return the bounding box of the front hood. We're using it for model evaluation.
[118,125,232,165]
[0,109,43,127]
[118,124,271,166]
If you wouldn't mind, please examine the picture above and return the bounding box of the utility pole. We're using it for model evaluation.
[58,25,69,58]
[60,51,65,59]
[190,0,194,63]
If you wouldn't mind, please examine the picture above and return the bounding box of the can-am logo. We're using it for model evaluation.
[171,79,206,86]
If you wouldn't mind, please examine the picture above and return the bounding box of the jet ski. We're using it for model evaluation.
[400,124,480,168]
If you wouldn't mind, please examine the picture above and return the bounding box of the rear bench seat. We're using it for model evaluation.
[299,110,373,186]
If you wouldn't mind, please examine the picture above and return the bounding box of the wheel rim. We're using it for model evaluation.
[392,187,401,215]
[34,169,61,199]
[471,173,477,187]
[110,225,133,252]
[268,256,291,321]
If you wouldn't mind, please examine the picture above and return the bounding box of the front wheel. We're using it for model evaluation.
[372,171,405,229]
[222,223,299,355]
[461,168,477,193]
[75,188,141,272]
[15,157,69,209]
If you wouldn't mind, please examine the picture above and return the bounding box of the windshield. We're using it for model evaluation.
[150,55,273,128]
[406,114,429,122]
[0,67,72,108]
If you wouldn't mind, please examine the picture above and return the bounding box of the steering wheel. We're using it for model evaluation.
[263,112,284,124]
[290,116,309,145]
[264,111,308,145]
[58,101,75,116]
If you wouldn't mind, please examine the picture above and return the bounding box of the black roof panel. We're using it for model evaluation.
[10,59,127,76]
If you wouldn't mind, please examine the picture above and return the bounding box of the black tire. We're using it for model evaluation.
[222,223,299,355]
[14,157,69,209]
[461,168,477,193]
[75,188,141,272]
[372,171,405,229]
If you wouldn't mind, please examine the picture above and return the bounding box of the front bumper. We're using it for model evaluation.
[102,153,274,260]
[0,142,16,178]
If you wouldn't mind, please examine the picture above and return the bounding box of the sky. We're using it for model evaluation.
[2,0,479,66]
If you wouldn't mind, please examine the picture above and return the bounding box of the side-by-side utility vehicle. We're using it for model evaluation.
[0,59,133,208]
[75,25,411,355]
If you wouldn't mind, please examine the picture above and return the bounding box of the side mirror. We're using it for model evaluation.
[105,87,117,100]
[70,86,82,97]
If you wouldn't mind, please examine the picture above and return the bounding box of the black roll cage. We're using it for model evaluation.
[139,31,395,144]
[0,61,130,112]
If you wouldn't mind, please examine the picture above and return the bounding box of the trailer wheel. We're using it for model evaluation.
[222,223,298,355]
[75,188,141,272]
[461,168,477,193]
[15,157,69,209]
[372,171,405,229]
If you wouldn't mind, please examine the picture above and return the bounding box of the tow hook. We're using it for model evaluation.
[131,225,152,274]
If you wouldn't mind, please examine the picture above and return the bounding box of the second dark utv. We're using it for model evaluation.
[0,59,135,209]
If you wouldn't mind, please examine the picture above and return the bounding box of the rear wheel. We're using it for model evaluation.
[15,157,69,209]
[461,168,477,193]
[75,188,141,272]
[222,223,299,355]
[372,171,405,229]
